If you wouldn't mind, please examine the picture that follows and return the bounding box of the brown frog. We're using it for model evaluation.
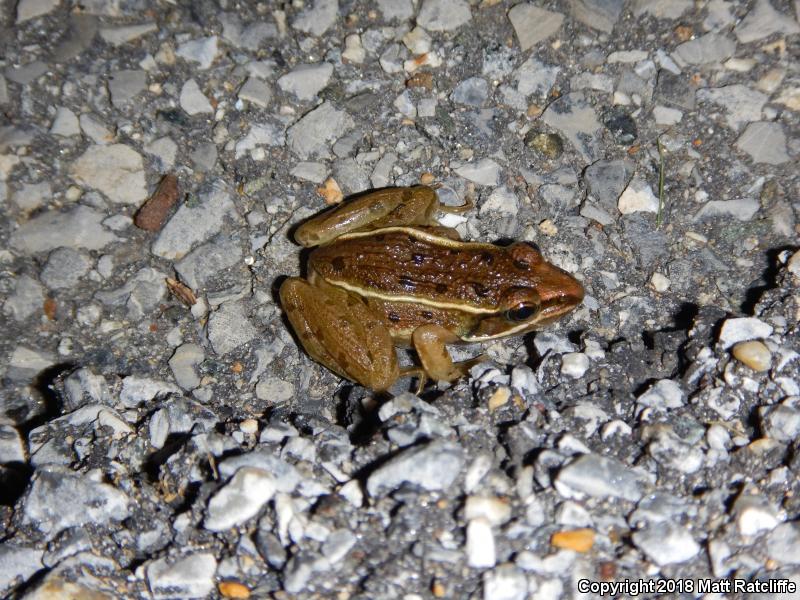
[280,185,584,391]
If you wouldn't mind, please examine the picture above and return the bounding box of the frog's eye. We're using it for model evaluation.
[505,303,539,322]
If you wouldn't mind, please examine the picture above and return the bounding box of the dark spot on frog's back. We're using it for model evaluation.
[412,253,427,265]
[421,310,433,320]
[331,257,345,272]
[480,251,494,264]
[514,260,529,271]
[388,312,401,322]
[398,276,416,290]
[471,282,490,297]
[435,283,448,294]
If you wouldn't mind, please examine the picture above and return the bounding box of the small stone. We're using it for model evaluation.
[525,131,563,159]
[134,174,179,233]
[10,205,119,253]
[734,493,780,536]
[759,404,800,443]
[453,158,500,186]
[393,90,416,117]
[41,247,92,290]
[555,453,647,502]
[718,317,773,349]
[322,529,356,564]
[292,0,338,36]
[78,113,113,144]
[618,178,659,214]
[119,375,181,408]
[693,198,760,222]
[607,50,649,63]
[234,123,285,159]
[3,275,44,322]
[152,182,241,260]
[508,3,564,50]
[207,301,259,355]
[238,77,272,108]
[482,565,527,600]
[653,105,682,125]
[551,528,595,552]
[169,343,204,390]
[541,92,602,163]
[0,424,25,463]
[147,553,217,599]
[0,545,43,595]
[637,379,684,409]
[316,177,344,205]
[21,466,130,540]
[632,522,700,565]
[176,36,219,70]
[99,23,158,46]
[174,235,243,290]
[451,77,489,107]
[291,162,328,183]
[342,34,365,63]
[70,144,146,205]
[766,523,800,565]
[218,581,251,599]
[205,467,276,531]
[697,84,766,131]
[16,0,59,22]
[417,0,472,32]
[561,353,590,379]
[673,33,736,65]
[366,439,465,496]
[466,517,495,568]
[50,107,81,137]
[277,63,333,101]
[255,376,295,404]
[180,79,213,115]
[377,0,413,21]
[286,102,355,160]
[465,496,512,526]
[480,186,519,217]
[108,69,147,107]
[735,122,789,165]
[732,340,771,372]
[568,0,625,33]
[735,0,800,43]
[603,109,638,144]
[145,137,178,169]
[650,272,670,292]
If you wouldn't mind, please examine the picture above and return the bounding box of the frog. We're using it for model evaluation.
[279,185,584,392]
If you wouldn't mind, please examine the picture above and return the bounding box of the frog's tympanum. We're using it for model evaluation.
[280,185,584,392]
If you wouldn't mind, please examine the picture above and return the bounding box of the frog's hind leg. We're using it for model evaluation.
[411,324,487,384]
[280,278,400,392]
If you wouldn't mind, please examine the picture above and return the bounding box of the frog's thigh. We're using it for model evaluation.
[280,278,399,391]
[412,324,471,383]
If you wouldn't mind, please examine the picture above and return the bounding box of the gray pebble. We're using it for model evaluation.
[568,0,624,33]
[179,79,213,115]
[207,301,259,355]
[417,0,472,32]
[0,545,43,596]
[175,235,243,291]
[169,343,204,390]
[107,69,146,107]
[4,275,44,322]
[555,453,648,502]
[367,439,465,496]
[10,205,119,254]
[451,77,488,106]
[238,76,272,108]
[292,0,339,37]
[40,247,91,290]
[21,465,130,540]
[673,33,735,65]
[632,522,700,565]
[205,467,276,531]
[287,101,355,160]
[176,36,218,70]
[736,121,790,165]
[152,181,241,260]
[62,367,112,411]
[277,63,333,101]
[94,267,166,319]
[767,523,800,565]
[0,425,25,464]
[146,553,217,599]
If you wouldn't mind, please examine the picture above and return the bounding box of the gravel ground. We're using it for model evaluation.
[1,0,799,598]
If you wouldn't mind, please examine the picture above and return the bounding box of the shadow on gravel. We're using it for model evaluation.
[741,246,798,314]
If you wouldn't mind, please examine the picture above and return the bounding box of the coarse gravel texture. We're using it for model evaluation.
[1,0,799,599]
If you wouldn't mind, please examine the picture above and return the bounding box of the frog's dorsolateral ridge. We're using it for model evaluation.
[280,185,583,392]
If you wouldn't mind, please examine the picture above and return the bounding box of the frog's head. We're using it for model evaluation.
[463,242,584,342]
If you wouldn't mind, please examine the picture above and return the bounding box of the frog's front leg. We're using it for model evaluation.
[280,278,399,391]
[411,324,485,384]
[295,186,442,247]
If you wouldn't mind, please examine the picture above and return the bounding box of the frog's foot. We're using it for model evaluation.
[399,365,428,396]
[412,324,486,385]
[437,195,473,215]
[280,277,400,392]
